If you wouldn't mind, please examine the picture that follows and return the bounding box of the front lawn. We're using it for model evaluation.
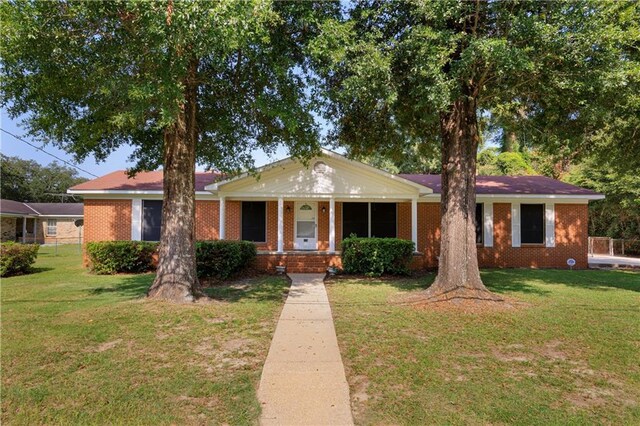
[327,270,640,425]
[1,245,289,425]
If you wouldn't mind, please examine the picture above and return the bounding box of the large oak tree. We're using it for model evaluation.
[311,0,639,301]
[1,1,337,301]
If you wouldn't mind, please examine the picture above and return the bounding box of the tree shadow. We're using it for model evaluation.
[89,274,154,299]
[204,276,290,303]
[481,270,552,296]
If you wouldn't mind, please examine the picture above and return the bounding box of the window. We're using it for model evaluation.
[342,202,397,239]
[47,219,57,236]
[242,201,266,242]
[371,203,397,238]
[520,204,545,244]
[476,203,483,244]
[142,200,163,241]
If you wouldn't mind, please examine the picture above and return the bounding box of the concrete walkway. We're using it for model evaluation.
[258,273,353,426]
[589,254,640,268]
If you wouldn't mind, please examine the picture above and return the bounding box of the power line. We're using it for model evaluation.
[0,128,99,178]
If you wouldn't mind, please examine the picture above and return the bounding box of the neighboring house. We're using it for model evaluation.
[0,199,84,244]
[68,149,603,272]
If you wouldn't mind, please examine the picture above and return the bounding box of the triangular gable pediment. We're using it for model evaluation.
[206,150,432,197]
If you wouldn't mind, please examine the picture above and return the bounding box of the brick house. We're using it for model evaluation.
[0,199,84,244]
[69,150,603,272]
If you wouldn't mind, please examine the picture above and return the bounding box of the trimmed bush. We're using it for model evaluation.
[0,242,40,277]
[86,241,158,274]
[196,240,257,279]
[341,237,414,276]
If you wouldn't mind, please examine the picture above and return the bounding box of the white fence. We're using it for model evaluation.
[588,237,640,257]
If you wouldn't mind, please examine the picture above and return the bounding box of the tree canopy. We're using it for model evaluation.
[0,154,87,202]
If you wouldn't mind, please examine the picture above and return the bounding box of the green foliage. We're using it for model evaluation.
[195,240,257,280]
[0,154,87,202]
[341,237,414,276]
[311,1,639,174]
[0,1,339,173]
[0,242,39,277]
[495,152,535,176]
[86,241,158,275]
[566,159,640,240]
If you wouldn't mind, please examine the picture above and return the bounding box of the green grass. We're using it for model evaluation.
[327,269,640,425]
[1,245,289,425]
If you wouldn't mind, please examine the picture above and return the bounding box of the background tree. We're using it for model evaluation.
[1,1,338,302]
[312,1,639,301]
[0,155,87,202]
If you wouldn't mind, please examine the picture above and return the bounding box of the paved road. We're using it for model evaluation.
[258,273,354,426]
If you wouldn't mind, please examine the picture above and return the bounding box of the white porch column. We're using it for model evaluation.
[219,196,226,240]
[22,216,27,243]
[411,198,418,252]
[277,197,284,253]
[329,197,336,253]
[131,199,142,241]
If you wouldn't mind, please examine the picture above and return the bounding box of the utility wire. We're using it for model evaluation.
[0,128,99,178]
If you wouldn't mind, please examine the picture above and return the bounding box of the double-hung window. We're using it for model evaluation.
[241,201,266,242]
[520,204,545,244]
[47,219,57,236]
[342,202,397,239]
[475,203,483,244]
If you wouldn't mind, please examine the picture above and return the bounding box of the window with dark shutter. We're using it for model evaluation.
[241,201,266,242]
[476,203,483,244]
[371,203,397,238]
[521,204,545,244]
[342,202,368,239]
[142,200,163,241]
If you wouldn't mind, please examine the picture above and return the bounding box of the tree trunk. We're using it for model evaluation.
[147,60,203,302]
[424,95,501,302]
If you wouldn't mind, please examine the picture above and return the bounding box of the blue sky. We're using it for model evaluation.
[0,108,294,179]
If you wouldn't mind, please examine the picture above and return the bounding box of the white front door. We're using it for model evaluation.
[294,201,317,250]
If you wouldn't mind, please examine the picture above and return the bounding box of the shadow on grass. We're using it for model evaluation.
[328,273,435,293]
[89,274,155,299]
[483,269,640,294]
[204,277,289,303]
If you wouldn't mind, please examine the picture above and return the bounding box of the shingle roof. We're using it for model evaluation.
[0,199,84,217]
[0,199,38,216]
[69,170,220,192]
[399,174,602,196]
[27,203,83,216]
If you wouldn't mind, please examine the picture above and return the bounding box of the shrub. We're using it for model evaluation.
[86,241,158,274]
[0,242,40,277]
[196,240,257,279]
[341,237,414,276]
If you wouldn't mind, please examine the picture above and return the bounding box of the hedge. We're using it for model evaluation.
[0,242,40,277]
[86,241,158,274]
[196,240,257,279]
[341,237,414,276]
[86,240,257,279]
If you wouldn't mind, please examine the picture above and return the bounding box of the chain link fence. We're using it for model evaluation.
[588,237,640,257]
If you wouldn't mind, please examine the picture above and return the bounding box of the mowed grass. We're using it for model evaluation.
[327,269,640,425]
[1,245,290,425]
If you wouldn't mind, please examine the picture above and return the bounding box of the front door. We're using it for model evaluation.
[294,201,317,250]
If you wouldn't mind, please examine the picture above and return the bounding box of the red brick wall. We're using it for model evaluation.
[84,199,131,242]
[195,200,219,240]
[256,253,342,273]
[477,203,588,268]
[397,202,412,241]
[420,203,441,267]
[225,200,241,240]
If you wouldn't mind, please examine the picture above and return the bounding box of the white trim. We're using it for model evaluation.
[411,198,418,252]
[219,197,226,240]
[131,199,142,241]
[206,148,432,194]
[483,202,494,248]
[277,197,284,253]
[22,217,27,243]
[545,203,555,248]
[67,189,214,195]
[511,203,521,248]
[329,197,336,253]
[30,214,83,218]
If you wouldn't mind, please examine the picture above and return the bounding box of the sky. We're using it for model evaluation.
[0,108,294,179]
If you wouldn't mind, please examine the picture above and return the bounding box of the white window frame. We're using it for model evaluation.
[47,219,57,236]
[512,203,555,248]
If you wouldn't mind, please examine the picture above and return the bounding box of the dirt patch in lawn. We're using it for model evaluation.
[87,339,123,353]
[395,293,530,313]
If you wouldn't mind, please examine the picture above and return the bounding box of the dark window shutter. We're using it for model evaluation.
[476,203,483,244]
[142,200,163,241]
